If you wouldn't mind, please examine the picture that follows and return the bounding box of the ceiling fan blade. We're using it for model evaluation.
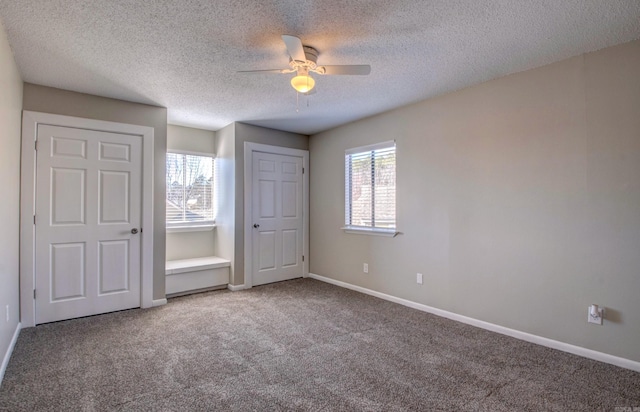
[282,35,306,62]
[318,65,371,75]
[303,88,317,96]
[237,69,291,74]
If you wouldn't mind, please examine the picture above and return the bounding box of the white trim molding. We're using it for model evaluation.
[227,284,248,292]
[309,273,640,373]
[342,226,399,237]
[0,322,21,387]
[243,142,310,289]
[20,111,155,327]
[166,224,216,233]
[152,299,168,307]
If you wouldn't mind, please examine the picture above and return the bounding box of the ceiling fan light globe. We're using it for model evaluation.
[291,75,315,93]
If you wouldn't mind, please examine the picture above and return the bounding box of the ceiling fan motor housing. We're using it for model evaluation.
[303,46,318,64]
[290,45,319,70]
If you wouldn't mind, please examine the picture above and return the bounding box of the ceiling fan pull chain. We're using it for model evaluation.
[296,91,299,113]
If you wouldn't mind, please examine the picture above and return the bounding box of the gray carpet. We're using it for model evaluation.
[1,278,639,411]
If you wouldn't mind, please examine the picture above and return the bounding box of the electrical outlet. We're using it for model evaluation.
[587,304,603,325]
[363,263,369,273]
[417,273,423,285]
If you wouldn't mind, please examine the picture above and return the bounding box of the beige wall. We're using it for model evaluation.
[23,84,168,299]
[309,40,640,362]
[0,18,22,373]
[167,124,215,154]
[166,124,216,261]
[232,122,308,285]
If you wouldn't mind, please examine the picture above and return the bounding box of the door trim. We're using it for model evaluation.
[20,111,155,327]
[243,142,309,289]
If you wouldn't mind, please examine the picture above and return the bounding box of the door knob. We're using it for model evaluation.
[253,224,260,228]
[131,228,139,234]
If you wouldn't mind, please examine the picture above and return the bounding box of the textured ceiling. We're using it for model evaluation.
[1,1,640,135]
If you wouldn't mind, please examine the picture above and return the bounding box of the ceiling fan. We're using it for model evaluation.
[239,35,371,94]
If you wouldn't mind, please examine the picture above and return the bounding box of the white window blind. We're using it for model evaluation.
[166,152,215,227]
[345,141,396,230]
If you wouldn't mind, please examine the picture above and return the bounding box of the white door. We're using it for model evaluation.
[34,124,142,324]
[252,151,304,286]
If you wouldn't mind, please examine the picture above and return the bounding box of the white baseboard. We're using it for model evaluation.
[227,284,248,291]
[309,273,640,373]
[151,298,167,307]
[0,322,21,388]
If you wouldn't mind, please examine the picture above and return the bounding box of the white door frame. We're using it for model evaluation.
[243,142,309,289]
[20,111,155,327]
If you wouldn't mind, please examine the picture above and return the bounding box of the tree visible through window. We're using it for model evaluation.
[345,141,396,230]
[166,153,214,227]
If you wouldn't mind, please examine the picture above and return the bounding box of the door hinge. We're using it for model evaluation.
[33,289,36,299]
[35,140,38,151]
[302,167,305,174]
[302,255,305,262]
[34,215,36,225]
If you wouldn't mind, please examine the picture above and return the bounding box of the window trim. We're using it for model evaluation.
[166,224,216,233]
[344,140,398,237]
[166,150,216,230]
[341,226,398,237]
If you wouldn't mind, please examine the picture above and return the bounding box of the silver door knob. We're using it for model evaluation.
[131,228,139,234]
[253,224,260,228]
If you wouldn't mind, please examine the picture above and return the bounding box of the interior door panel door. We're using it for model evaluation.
[34,125,142,324]
[252,151,303,286]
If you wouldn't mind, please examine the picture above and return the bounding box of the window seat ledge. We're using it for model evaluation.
[165,256,231,297]
[166,224,216,234]
[341,227,399,237]
[166,256,231,275]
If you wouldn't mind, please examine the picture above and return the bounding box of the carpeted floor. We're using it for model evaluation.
[1,278,639,411]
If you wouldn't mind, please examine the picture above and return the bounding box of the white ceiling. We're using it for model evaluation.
[1,1,640,135]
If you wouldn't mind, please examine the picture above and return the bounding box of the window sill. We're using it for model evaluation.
[167,224,216,233]
[341,226,399,237]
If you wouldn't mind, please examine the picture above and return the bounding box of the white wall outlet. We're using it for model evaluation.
[363,263,369,273]
[417,273,423,285]
[588,304,603,325]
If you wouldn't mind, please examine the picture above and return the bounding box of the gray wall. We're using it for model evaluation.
[167,124,215,154]
[0,18,22,374]
[23,84,168,300]
[166,124,216,261]
[208,122,309,286]
[309,40,640,362]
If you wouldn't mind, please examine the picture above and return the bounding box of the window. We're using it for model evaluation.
[345,141,396,235]
[166,152,215,229]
